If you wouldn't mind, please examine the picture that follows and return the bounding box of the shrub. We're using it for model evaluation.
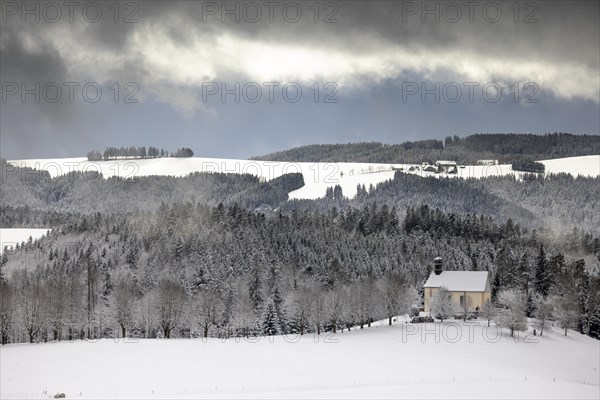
[410,304,420,317]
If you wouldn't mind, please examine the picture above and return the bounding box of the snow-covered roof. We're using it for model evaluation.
[423,271,489,292]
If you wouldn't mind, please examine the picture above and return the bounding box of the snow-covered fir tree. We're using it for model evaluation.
[262,299,280,336]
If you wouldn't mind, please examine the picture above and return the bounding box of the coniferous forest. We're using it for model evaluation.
[1,134,600,345]
[253,133,600,164]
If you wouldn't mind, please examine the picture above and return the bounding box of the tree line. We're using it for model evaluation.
[511,159,545,173]
[253,133,600,164]
[87,146,194,161]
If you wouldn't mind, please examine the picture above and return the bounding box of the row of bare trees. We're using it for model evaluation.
[111,274,421,339]
[0,268,421,344]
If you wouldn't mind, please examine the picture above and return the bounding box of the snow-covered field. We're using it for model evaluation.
[1,320,598,399]
[7,155,599,200]
[0,228,50,254]
[539,155,600,178]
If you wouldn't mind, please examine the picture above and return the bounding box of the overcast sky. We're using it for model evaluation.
[1,0,598,159]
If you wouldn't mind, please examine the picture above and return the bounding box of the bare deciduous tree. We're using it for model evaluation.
[232,282,256,337]
[0,280,14,345]
[110,270,137,338]
[496,289,528,337]
[155,278,186,338]
[285,285,314,335]
[533,295,553,336]
[325,288,344,333]
[429,286,456,322]
[21,277,44,343]
[460,292,474,321]
[353,277,378,329]
[480,300,495,327]
[45,277,66,341]
[194,288,221,338]
[137,290,157,338]
[551,291,579,336]
[378,275,419,325]
[312,289,326,335]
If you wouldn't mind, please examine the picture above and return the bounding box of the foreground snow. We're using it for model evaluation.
[7,155,599,200]
[1,321,598,399]
[0,228,50,254]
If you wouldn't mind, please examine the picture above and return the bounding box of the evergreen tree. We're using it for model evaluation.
[547,253,565,290]
[333,185,343,200]
[248,265,263,313]
[262,298,279,336]
[326,258,344,288]
[491,272,501,301]
[589,306,600,340]
[0,252,8,284]
[190,267,209,295]
[271,283,286,333]
[534,244,549,297]
[220,278,236,336]
[470,256,478,271]
[496,246,516,288]
[517,253,530,294]
[577,273,591,334]
[125,240,140,269]
[173,237,184,265]
[325,187,334,200]
[525,292,535,318]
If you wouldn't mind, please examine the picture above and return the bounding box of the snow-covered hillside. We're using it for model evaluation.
[1,320,598,399]
[0,229,50,254]
[539,155,600,178]
[7,155,599,200]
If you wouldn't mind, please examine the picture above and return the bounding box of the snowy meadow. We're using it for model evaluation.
[2,319,598,399]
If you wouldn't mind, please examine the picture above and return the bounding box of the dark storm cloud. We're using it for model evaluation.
[0,20,70,155]
[0,0,598,159]
[2,1,598,87]
[0,22,66,84]
[161,0,600,64]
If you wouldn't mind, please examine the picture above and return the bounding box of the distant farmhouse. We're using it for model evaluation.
[423,257,491,313]
[435,160,458,174]
[421,163,439,173]
[477,159,499,166]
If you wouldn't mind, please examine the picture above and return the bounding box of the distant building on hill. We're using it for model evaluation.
[477,160,499,166]
[435,160,458,174]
